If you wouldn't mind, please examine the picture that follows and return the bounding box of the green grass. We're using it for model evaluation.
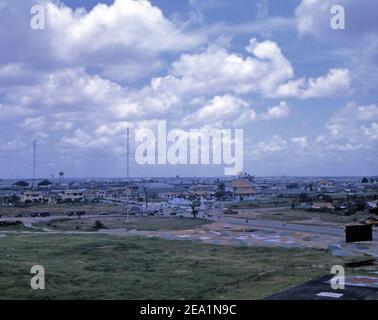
[0,234,346,300]
[35,216,210,232]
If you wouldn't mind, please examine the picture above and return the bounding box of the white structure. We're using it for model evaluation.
[21,191,46,203]
[58,190,84,202]
[168,197,191,208]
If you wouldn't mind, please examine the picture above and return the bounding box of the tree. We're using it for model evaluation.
[215,182,226,200]
[238,172,255,182]
[190,200,200,219]
[299,193,310,203]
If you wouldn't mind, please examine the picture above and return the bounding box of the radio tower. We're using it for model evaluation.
[126,127,130,180]
[32,139,36,186]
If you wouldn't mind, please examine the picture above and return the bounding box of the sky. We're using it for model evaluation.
[0,0,377,178]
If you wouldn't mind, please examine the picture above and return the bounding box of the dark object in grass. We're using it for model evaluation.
[0,220,22,227]
[31,211,50,217]
[93,220,106,229]
[345,258,376,268]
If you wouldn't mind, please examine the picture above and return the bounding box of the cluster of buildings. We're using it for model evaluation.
[0,176,377,215]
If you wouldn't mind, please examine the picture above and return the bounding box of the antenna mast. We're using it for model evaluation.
[126,127,130,180]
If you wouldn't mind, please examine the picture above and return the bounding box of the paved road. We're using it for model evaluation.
[1,213,377,240]
[209,215,378,238]
[265,275,378,300]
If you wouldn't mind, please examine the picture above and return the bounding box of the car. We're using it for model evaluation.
[66,211,86,217]
[31,211,50,217]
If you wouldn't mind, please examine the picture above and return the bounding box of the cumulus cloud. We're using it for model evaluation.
[275,69,351,99]
[316,102,378,152]
[152,38,350,100]
[0,0,206,82]
[260,101,290,120]
[0,0,373,177]
[167,39,294,97]
[182,94,256,128]
[251,135,288,159]
[292,137,309,148]
[252,102,378,163]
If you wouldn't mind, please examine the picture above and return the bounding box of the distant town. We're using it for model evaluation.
[1,175,377,217]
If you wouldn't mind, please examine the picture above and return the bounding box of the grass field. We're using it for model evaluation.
[35,216,210,232]
[0,233,346,299]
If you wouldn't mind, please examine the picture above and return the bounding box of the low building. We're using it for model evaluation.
[58,190,84,203]
[188,184,217,198]
[317,179,336,192]
[20,191,47,203]
[365,200,378,214]
[232,179,256,200]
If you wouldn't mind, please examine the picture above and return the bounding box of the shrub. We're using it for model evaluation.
[93,220,105,229]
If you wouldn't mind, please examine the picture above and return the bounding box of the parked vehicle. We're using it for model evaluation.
[66,211,86,217]
[31,211,50,217]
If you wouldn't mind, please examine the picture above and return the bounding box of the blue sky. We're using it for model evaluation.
[0,0,377,178]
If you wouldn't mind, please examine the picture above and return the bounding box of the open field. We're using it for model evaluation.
[35,216,210,232]
[0,204,125,218]
[0,234,347,300]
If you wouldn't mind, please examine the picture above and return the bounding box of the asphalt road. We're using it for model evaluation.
[265,275,378,300]
[210,215,378,238]
[1,212,377,240]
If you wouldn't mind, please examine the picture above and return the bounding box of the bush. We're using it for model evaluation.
[93,220,105,229]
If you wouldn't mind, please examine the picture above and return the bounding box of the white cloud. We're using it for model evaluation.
[45,0,205,81]
[326,103,378,138]
[0,0,206,82]
[275,68,351,99]
[292,136,309,148]
[260,101,290,120]
[167,39,294,97]
[361,123,378,141]
[252,135,288,159]
[356,105,378,121]
[182,94,256,127]
[151,38,350,100]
